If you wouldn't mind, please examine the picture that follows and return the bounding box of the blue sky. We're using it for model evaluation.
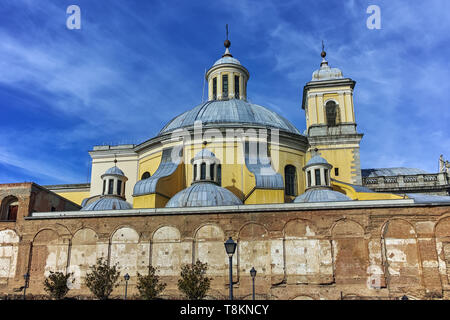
[1,0,449,185]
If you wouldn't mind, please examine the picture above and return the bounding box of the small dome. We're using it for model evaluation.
[81,197,132,211]
[312,60,343,81]
[165,182,243,208]
[306,155,330,166]
[193,149,216,160]
[294,189,351,203]
[213,56,241,66]
[104,166,125,176]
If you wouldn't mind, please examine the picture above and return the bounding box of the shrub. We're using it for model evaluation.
[43,271,74,300]
[85,257,120,300]
[136,266,167,300]
[177,260,211,300]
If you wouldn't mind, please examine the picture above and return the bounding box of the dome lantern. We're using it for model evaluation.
[294,152,352,203]
[165,148,242,208]
[81,162,132,211]
[205,26,250,101]
[191,149,221,185]
[304,151,333,190]
[100,162,128,198]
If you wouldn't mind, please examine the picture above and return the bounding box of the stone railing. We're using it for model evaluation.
[362,172,449,192]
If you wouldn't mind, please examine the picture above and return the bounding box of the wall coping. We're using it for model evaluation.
[24,198,450,220]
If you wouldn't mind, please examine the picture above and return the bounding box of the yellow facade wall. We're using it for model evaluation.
[244,189,284,205]
[307,145,358,185]
[133,193,170,208]
[132,139,307,208]
[331,181,404,201]
[306,85,355,128]
[55,191,90,206]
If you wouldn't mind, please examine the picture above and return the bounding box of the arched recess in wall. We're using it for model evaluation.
[30,229,68,285]
[284,219,333,285]
[194,224,226,277]
[0,196,19,221]
[325,100,340,127]
[110,226,147,278]
[381,219,421,289]
[68,228,104,289]
[0,229,20,282]
[434,216,450,287]
[151,226,191,277]
[331,220,367,284]
[238,223,270,282]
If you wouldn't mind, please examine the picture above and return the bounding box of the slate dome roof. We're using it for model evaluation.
[103,166,125,176]
[294,189,351,203]
[81,197,132,211]
[165,182,243,208]
[159,99,301,135]
[213,56,241,66]
[306,155,330,166]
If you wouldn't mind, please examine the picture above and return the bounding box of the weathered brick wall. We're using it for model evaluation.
[0,203,449,300]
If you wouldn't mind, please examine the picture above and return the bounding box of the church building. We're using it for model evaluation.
[1,36,450,300]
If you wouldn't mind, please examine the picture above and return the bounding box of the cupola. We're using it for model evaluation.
[191,149,221,185]
[165,148,242,208]
[294,152,351,203]
[101,162,128,198]
[81,161,132,211]
[205,25,250,101]
[304,154,333,190]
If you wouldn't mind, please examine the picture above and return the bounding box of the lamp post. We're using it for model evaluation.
[124,273,130,300]
[23,273,30,300]
[250,267,257,301]
[224,237,237,300]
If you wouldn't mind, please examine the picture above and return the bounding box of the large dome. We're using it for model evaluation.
[159,99,301,135]
[165,182,243,208]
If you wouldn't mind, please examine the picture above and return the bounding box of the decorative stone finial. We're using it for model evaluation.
[223,24,232,57]
[321,40,326,58]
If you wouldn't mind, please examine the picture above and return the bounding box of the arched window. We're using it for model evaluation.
[213,77,217,100]
[307,170,312,188]
[314,169,321,186]
[1,196,18,221]
[117,180,122,196]
[217,164,222,186]
[210,163,215,181]
[325,101,339,127]
[200,163,206,180]
[193,164,197,180]
[108,179,114,195]
[284,165,297,196]
[234,75,240,99]
[141,172,151,180]
[222,74,228,99]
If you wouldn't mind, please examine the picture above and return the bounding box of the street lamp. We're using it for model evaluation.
[224,237,237,300]
[23,273,30,300]
[124,273,130,300]
[250,267,257,300]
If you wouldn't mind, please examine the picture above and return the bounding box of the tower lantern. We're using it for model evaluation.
[205,26,250,101]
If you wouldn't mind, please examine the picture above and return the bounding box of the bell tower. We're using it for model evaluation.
[302,44,363,185]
